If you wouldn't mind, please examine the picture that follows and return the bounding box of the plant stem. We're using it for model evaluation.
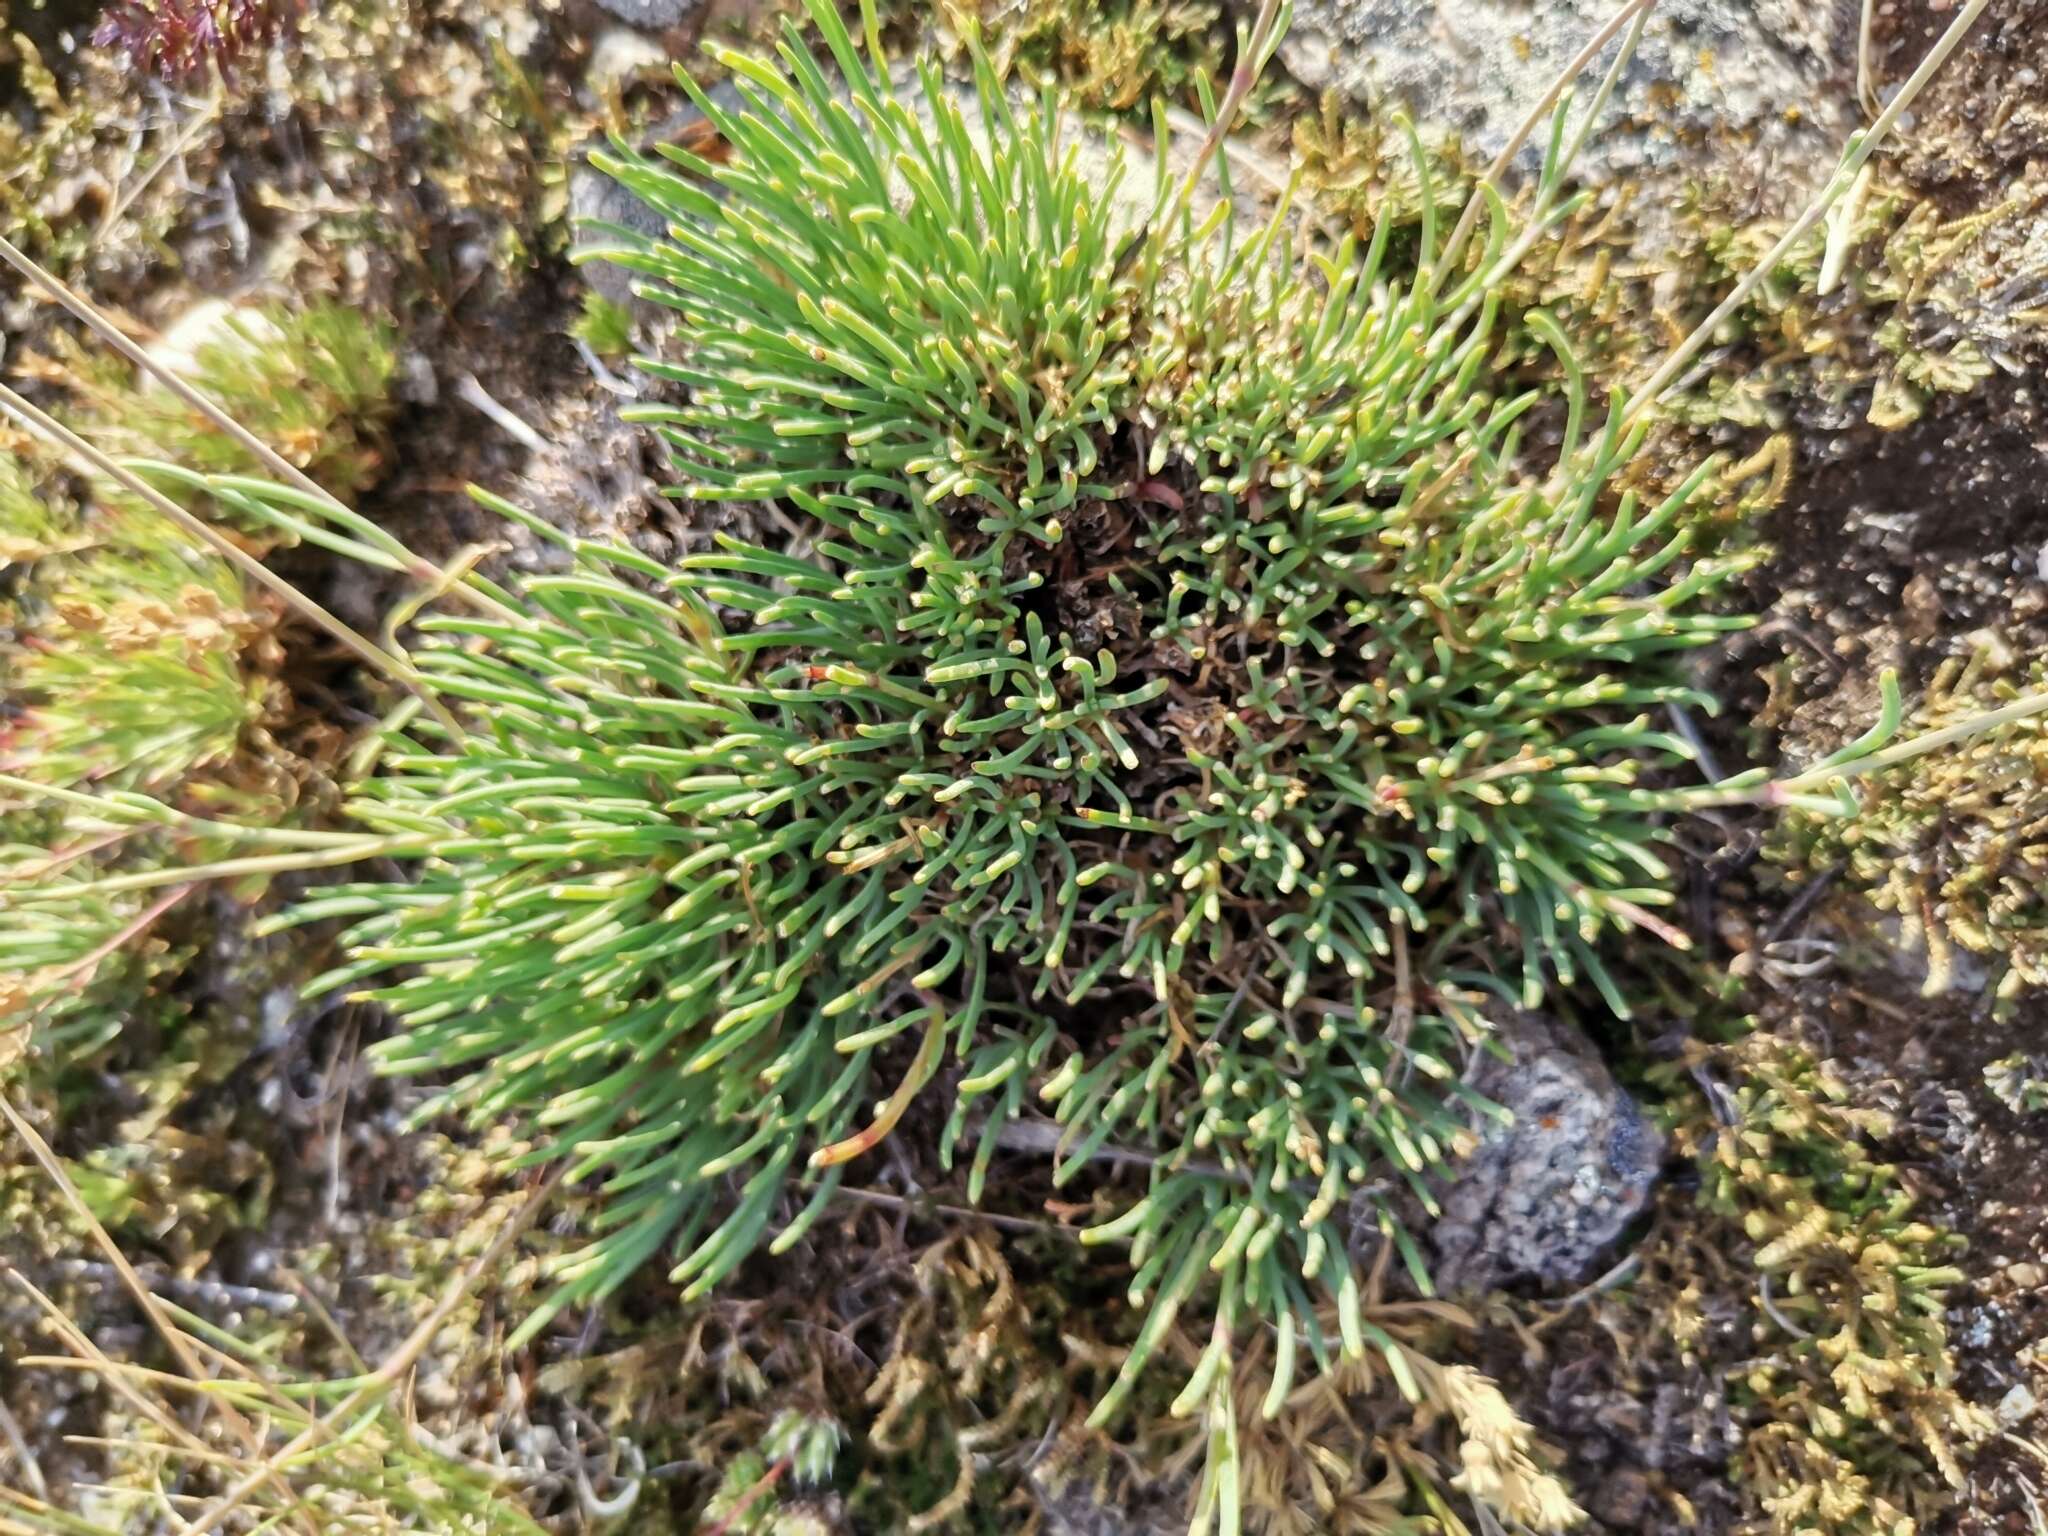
[702,1456,790,1536]
[0,773,390,848]
[1667,683,2048,812]
[15,839,430,898]
[1164,0,1287,227]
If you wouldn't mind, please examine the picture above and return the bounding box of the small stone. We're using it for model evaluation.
[569,158,672,308]
[586,26,668,92]
[1432,1012,1665,1291]
[569,88,745,309]
[586,0,693,30]
[397,350,439,407]
[2009,1262,2043,1290]
[1900,570,1943,637]
[1999,1382,2038,1428]
[145,299,281,390]
[1589,1469,1651,1526]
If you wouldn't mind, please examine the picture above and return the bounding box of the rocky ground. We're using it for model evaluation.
[3,0,2047,1531]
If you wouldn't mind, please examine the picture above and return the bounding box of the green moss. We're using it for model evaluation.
[1651,172,2048,434]
[0,454,258,1062]
[1,492,267,793]
[572,289,637,358]
[1774,651,2048,1010]
[1,299,394,1069]
[1985,1052,2048,1115]
[1687,1034,1992,1535]
[1291,89,1460,240]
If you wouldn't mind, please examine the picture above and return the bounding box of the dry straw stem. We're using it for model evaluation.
[0,229,528,634]
[0,775,389,850]
[0,233,374,529]
[27,883,192,991]
[1,1269,255,1515]
[1430,0,1656,286]
[7,1047,559,1535]
[1,1098,218,1389]
[1,834,434,899]
[1856,0,1880,118]
[0,771,434,910]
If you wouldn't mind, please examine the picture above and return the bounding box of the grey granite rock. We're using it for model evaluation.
[1282,0,1859,223]
[1432,1011,1664,1290]
[569,158,671,309]
[569,87,744,311]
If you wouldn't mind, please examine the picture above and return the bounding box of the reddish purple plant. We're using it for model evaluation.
[93,0,299,81]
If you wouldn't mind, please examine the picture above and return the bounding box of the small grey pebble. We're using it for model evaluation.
[398,350,439,407]
[588,0,693,30]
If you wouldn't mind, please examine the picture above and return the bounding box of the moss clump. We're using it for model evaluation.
[1775,651,2048,1009]
[0,454,270,1059]
[1688,1035,1992,1535]
[0,1226,554,1536]
[551,1225,1080,1532]
[1860,185,2048,430]
[0,459,276,793]
[1290,89,1460,240]
[933,0,1283,118]
[0,31,147,273]
[1653,172,2048,434]
[571,289,636,358]
[1,299,394,1065]
[31,300,397,513]
[1985,1052,2048,1115]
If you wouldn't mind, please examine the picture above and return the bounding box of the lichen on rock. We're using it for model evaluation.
[1433,1012,1665,1291]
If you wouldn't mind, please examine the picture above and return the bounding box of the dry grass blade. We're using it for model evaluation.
[2,1100,234,1398]
[0,233,346,519]
[0,1137,559,1536]
[175,1167,563,1536]
[0,1098,328,1535]
[1431,0,1657,284]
